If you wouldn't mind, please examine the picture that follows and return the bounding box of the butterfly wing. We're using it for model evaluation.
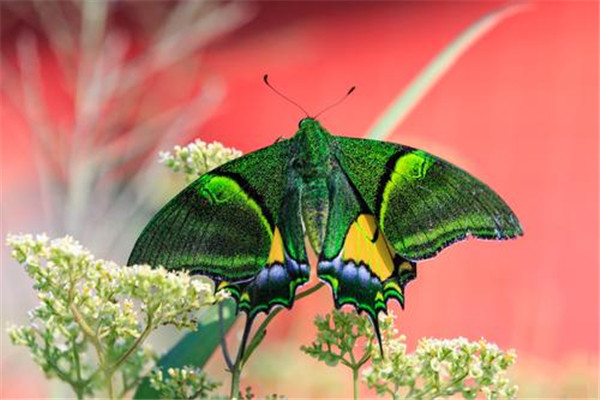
[333,136,523,261]
[128,140,309,318]
[318,166,416,346]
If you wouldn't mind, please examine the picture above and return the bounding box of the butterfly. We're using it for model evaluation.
[128,94,522,354]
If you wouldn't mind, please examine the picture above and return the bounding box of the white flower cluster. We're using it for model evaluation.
[363,313,518,400]
[149,366,220,399]
[159,139,242,181]
[6,233,224,399]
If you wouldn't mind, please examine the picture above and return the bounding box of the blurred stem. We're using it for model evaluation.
[229,363,242,399]
[243,282,325,365]
[109,321,153,373]
[346,346,367,400]
[106,372,114,400]
[219,302,235,372]
[227,282,325,398]
[71,337,85,400]
[352,366,359,400]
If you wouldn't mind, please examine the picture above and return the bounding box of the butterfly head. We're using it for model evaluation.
[295,118,330,145]
[298,117,321,130]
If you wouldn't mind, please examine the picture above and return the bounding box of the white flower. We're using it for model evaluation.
[6,232,225,397]
[469,361,483,378]
[159,139,242,179]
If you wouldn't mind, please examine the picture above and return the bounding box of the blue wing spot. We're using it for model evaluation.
[357,265,371,289]
[341,263,358,281]
[268,264,286,283]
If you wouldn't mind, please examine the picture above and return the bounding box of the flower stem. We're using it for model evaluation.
[243,283,324,364]
[105,370,114,400]
[227,283,325,398]
[229,366,241,399]
[219,302,235,371]
[352,367,359,400]
[109,323,152,372]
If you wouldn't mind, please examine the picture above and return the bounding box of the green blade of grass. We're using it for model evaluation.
[367,2,530,141]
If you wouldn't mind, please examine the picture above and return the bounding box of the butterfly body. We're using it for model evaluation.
[129,117,522,344]
[292,118,335,254]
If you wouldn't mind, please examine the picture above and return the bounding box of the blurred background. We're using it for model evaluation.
[1,1,597,398]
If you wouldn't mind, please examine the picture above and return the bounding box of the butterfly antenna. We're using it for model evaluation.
[263,74,309,117]
[313,86,356,119]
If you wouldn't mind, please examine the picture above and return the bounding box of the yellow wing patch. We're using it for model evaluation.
[267,227,285,264]
[342,214,395,281]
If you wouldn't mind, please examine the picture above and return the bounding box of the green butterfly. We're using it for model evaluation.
[128,111,522,352]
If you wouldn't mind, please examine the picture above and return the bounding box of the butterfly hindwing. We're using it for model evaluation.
[318,167,416,328]
[235,177,310,318]
[333,136,523,261]
[128,140,309,317]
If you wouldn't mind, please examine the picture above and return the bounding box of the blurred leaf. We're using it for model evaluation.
[133,298,238,399]
[367,2,529,141]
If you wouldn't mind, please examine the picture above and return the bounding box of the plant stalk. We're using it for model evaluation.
[226,283,325,398]
[352,367,359,400]
[105,370,114,400]
[229,365,241,399]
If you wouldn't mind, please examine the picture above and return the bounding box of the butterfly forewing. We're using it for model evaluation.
[333,136,523,261]
[128,140,309,317]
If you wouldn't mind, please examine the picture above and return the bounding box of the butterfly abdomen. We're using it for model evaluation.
[301,178,329,254]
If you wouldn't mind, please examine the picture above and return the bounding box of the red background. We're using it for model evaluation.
[2,1,598,397]
[203,0,599,366]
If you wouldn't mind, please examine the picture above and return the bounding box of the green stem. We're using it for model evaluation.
[71,336,85,400]
[109,323,152,372]
[70,303,105,365]
[229,365,241,399]
[417,370,469,399]
[241,310,278,365]
[352,367,359,400]
[228,283,325,398]
[105,370,114,400]
[42,353,79,397]
[241,283,325,366]
[230,316,253,399]
[72,337,82,383]
[297,282,325,300]
[219,302,235,371]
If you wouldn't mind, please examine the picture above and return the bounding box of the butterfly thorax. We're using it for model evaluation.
[292,118,334,254]
[293,118,332,177]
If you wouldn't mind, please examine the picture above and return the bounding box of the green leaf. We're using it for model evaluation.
[367,2,529,141]
[133,298,238,399]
